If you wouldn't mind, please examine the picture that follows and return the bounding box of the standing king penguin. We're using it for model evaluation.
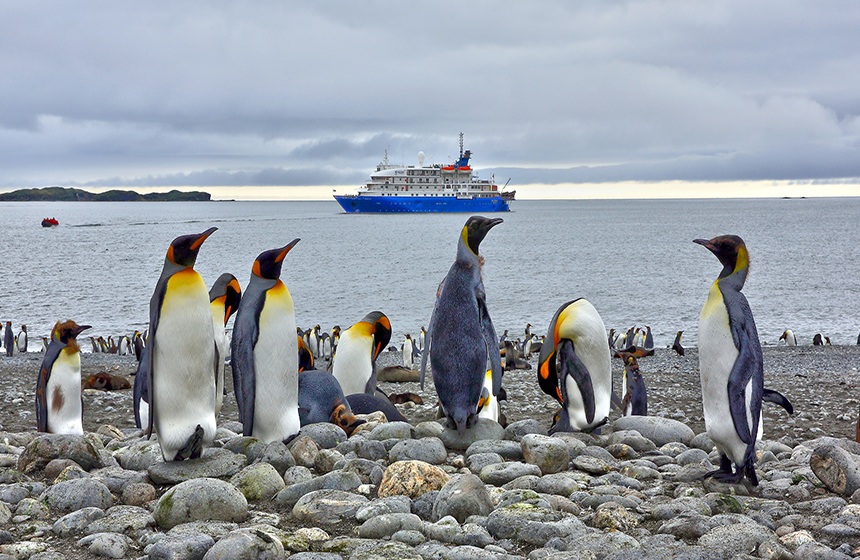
[231,240,301,444]
[694,234,789,485]
[420,216,504,434]
[209,273,242,417]
[36,320,91,434]
[16,325,27,353]
[4,322,13,357]
[538,299,612,433]
[331,311,391,396]
[147,227,218,461]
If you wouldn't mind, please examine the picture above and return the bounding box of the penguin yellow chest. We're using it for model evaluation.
[253,280,299,443]
[153,268,216,456]
[698,280,744,461]
[47,347,83,435]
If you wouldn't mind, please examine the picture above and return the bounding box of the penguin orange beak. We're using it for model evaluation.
[190,227,218,251]
[276,238,301,262]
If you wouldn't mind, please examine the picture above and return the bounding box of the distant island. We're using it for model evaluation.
[0,186,211,202]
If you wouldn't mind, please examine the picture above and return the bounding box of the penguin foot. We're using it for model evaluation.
[282,433,299,446]
[703,468,745,484]
[173,425,204,461]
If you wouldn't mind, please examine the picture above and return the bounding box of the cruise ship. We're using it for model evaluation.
[334,135,514,213]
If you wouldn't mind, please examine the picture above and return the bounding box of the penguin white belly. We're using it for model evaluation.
[699,283,747,465]
[46,350,83,435]
[477,370,500,423]
[332,332,373,396]
[560,300,612,430]
[403,339,414,370]
[252,282,299,443]
[153,270,217,459]
[211,301,227,416]
[139,400,150,432]
[17,333,27,353]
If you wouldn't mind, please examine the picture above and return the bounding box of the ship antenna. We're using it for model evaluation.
[459,132,464,158]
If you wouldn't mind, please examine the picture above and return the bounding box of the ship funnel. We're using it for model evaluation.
[417,151,425,166]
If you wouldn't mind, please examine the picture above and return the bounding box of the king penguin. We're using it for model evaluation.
[147,227,218,461]
[36,320,91,434]
[402,334,415,370]
[331,311,392,396]
[420,216,504,434]
[231,240,302,444]
[298,369,365,435]
[672,330,685,356]
[779,329,797,346]
[5,322,14,357]
[537,299,612,434]
[16,325,28,353]
[209,273,242,416]
[695,234,793,485]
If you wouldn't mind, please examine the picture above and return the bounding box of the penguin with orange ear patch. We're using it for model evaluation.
[148,227,218,461]
[298,369,365,436]
[331,311,392,396]
[209,273,242,417]
[36,320,91,434]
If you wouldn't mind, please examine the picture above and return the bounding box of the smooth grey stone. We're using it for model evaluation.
[501,475,539,490]
[0,484,30,505]
[356,495,412,522]
[440,419,505,451]
[289,434,320,468]
[467,453,504,475]
[229,462,285,501]
[657,514,720,540]
[697,522,775,552]
[497,489,553,510]
[487,504,588,546]
[392,529,425,545]
[608,430,658,453]
[221,437,266,463]
[481,462,541,486]
[52,507,106,537]
[411,491,439,521]
[504,419,547,442]
[649,497,712,520]
[148,533,215,560]
[147,449,247,485]
[274,471,340,509]
[689,433,715,453]
[91,466,148,493]
[282,465,314,486]
[572,455,611,475]
[201,529,284,560]
[793,542,851,560]
[41,477,113,514]
[414,421,445,440]
[341,458,385,486]
[368,422,415,441]
[77,532,132,558]
[389,437,447,465]
[289,554,344,560]
[356,512,423,538]
[17,433,105,473]
[794,496,848,515]
[676,448,710,466]
[114,439,163,471]
[321,471,362,492]
[154,478,249,529]
[534,473,581,497]
[260,440,296,475]
[299,423,349,449]
[564,531,641,557]
[336,438,387,461]
[465,440,524,461]
[423,516,494,548]
[810,443,860,497]
[613,416,694,446]
[83,504,155,536]
[521,434,570,475]
[315,449,345,474]
[292,489,369,525]
[432,474,493,523]
[167,521,239,541]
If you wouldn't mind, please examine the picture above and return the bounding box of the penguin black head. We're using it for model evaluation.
[51,320,91,348]
[693,235,749,279]
[253,239,300,280]
[461,216,503,255]
[209,273,242,325]
[360,311,391,361]
[167,227,217,268]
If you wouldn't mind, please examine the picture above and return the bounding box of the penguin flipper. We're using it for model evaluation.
[231,300,260,437]
[558,339,596,425]
[364,365,378,396]
[727,345,759,446]
[36,348,59,433]
[132,346,150,429]
[762,388,793,414]
[477,290,503,396]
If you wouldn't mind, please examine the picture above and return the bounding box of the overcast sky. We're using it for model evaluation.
[2,1,860,194]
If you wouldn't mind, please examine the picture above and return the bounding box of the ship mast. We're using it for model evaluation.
[459,132,464,158]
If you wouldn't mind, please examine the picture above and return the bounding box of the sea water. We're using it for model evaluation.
[1,197,858,350]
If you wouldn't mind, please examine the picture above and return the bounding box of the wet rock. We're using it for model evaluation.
[41,477,113,514]
[612,416,695,446]
[292,489,369,525]
[377,460,450,498]
[147,449,247,485]
[810,443,860,497]
[388,437,446,464]
[154,478,249,529]
[229,462,285,501]
[432,474,493,522]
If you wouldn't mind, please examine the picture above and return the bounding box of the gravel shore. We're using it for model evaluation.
[0,344,858,559]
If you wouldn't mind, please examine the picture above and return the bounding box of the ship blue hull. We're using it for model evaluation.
[334,195,511,213]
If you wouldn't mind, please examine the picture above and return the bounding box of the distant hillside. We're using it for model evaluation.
[0,187,211,202]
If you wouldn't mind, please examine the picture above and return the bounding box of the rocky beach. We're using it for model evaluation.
[0,344,859,559]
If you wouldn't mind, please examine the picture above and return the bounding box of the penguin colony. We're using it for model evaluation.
[13,217,849,486]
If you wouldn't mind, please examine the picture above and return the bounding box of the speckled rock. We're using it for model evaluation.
[810,443,860,497]
[486,503,588,546]
[612,416,695,446]
[356,512,423,538]
[84,504,155,537]
[147,449,247,485]
[439,419,505,451]
[298,423,349,449]
[154,478,249,529]
[292,489,369,525]
[432,474,494,522]
[229,462,285,501]
[77,532,133,558]
[377,460,450,498]
[52,507,106,537]
[480,462,542,486]
[147,533,215,560]
[41,477,113,513]
[17,433,105,473]
[201,529,284,560]
[355,495,412,522]
[388,437,447,465]
[521,434,570,475]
